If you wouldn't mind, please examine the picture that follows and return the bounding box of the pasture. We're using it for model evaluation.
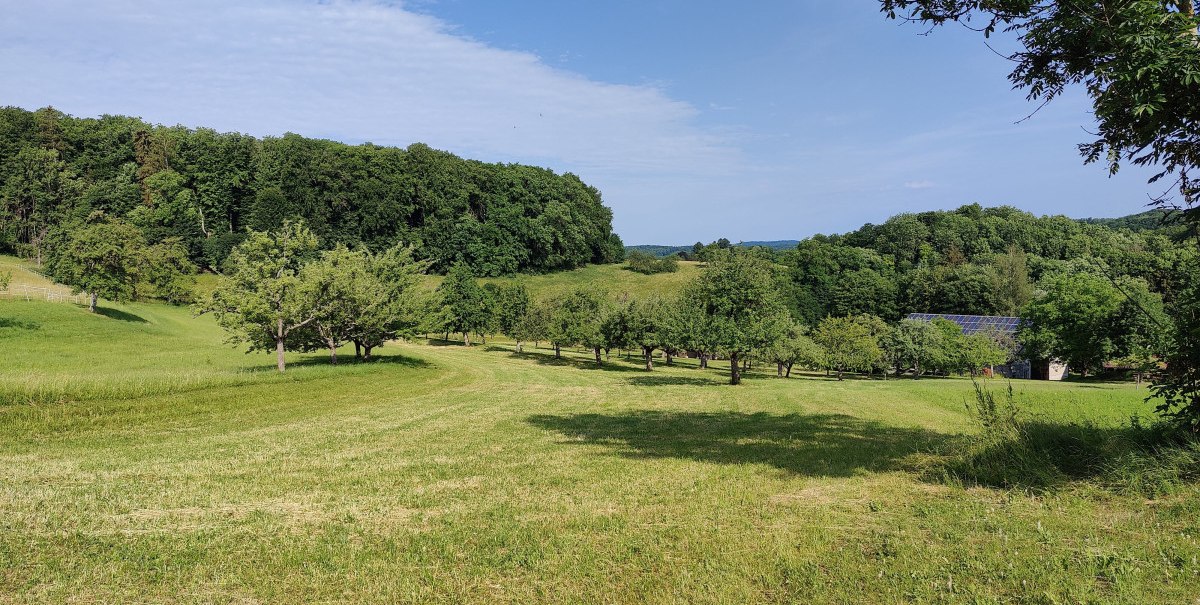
[483,260,702,299]
[1,298,1197,603]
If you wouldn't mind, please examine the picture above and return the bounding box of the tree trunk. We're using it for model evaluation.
[328,340,338,365]
[836,367,844,381]
[463,332,470,346]
[516,340,523,354]
[444,331,450,342]
[665,351,674,366]
[276,318,286,373]
[89,292,97,312]
[643,346,654,371]
[354,341,362,359]
[594,347,602,366]
[554,343,561,358]
[730,351,741,385]
[777,362,784,377]
[700,353,708,369]
[785,362,793,378]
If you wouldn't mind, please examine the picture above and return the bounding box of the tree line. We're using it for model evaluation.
[56,206,1180,388]
[667,205,1188,329]
[445,242,1199,431]
[0,106,624,277]
[193,221,1020,382]
[449,266,1013,384]
[15,199,1198,430]
[30,209,1200,430]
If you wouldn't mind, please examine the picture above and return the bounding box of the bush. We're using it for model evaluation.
[626,251,679,275]
[202,231,248,273]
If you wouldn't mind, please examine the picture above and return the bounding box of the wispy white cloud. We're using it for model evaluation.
[903,180,935,190]
[0,0,741,205]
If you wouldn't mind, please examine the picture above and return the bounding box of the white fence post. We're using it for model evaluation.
[0,284,80,305]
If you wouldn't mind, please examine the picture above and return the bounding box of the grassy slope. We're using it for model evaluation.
[421,261,702,300]
[0,255,75,298]
[1,299,1197,603]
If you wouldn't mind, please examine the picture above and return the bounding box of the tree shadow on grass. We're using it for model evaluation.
[0,317,40,331]
[491,346,649,374]
[527,410,949,477]
[95,306,149,323]
[249,352,432,372]
[426,337,471,347]
[625,375,720,387]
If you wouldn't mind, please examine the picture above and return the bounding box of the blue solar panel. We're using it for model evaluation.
[904,313,1022,335]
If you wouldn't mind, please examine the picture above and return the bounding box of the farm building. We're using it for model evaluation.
[904,313,1068,380]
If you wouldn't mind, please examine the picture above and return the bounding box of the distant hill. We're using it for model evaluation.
[628,209,1184,259]
[626,240,800,257]
[738,240,801,250]
[624,245,693,258]
[1078,209,1173,232]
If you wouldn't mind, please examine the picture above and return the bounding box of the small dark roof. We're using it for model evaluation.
[905,313,1022,335]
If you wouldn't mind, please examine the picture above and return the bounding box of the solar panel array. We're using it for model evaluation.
[905,313,1023,335]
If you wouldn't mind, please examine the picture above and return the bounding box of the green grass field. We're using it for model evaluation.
[481,261,702,299]
[1,296,1198,603]
[0,255,78,300]
[415,260,702,299]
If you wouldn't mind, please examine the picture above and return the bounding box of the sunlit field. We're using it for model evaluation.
[1,297,1197,604]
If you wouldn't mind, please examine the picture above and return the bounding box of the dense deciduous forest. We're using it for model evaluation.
[0,106,624,276]
[768,204,1194,325]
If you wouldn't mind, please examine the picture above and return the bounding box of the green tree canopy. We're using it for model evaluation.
[624,296,672,370]
[437,263,491,346]
[1019,269,1166,375]
[0,108,622,276]
[298,244,429,363]
[45,214,145,312]
[546,287,607,362]
[684,254,789,384]
[488,283,532,350]
[1153,258,1200,430]
[200,220,322,372]
[762,319,823,378]
[883,318,945,378]
[814,316,884,380]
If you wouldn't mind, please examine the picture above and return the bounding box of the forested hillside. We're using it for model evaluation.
[0,106,624,276]
[1080,209,1186,234]
[775,204,1191,324]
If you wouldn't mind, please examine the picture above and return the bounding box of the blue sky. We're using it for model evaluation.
[0,0,1162,244]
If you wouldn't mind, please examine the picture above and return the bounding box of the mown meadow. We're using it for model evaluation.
[1,292,1198,604]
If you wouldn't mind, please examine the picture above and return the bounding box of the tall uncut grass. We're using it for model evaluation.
[943,380,1200,497]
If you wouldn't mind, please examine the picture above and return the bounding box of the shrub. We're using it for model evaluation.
[625,250,679,275]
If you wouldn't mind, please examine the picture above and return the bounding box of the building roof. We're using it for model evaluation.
[905,313,1023,335]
